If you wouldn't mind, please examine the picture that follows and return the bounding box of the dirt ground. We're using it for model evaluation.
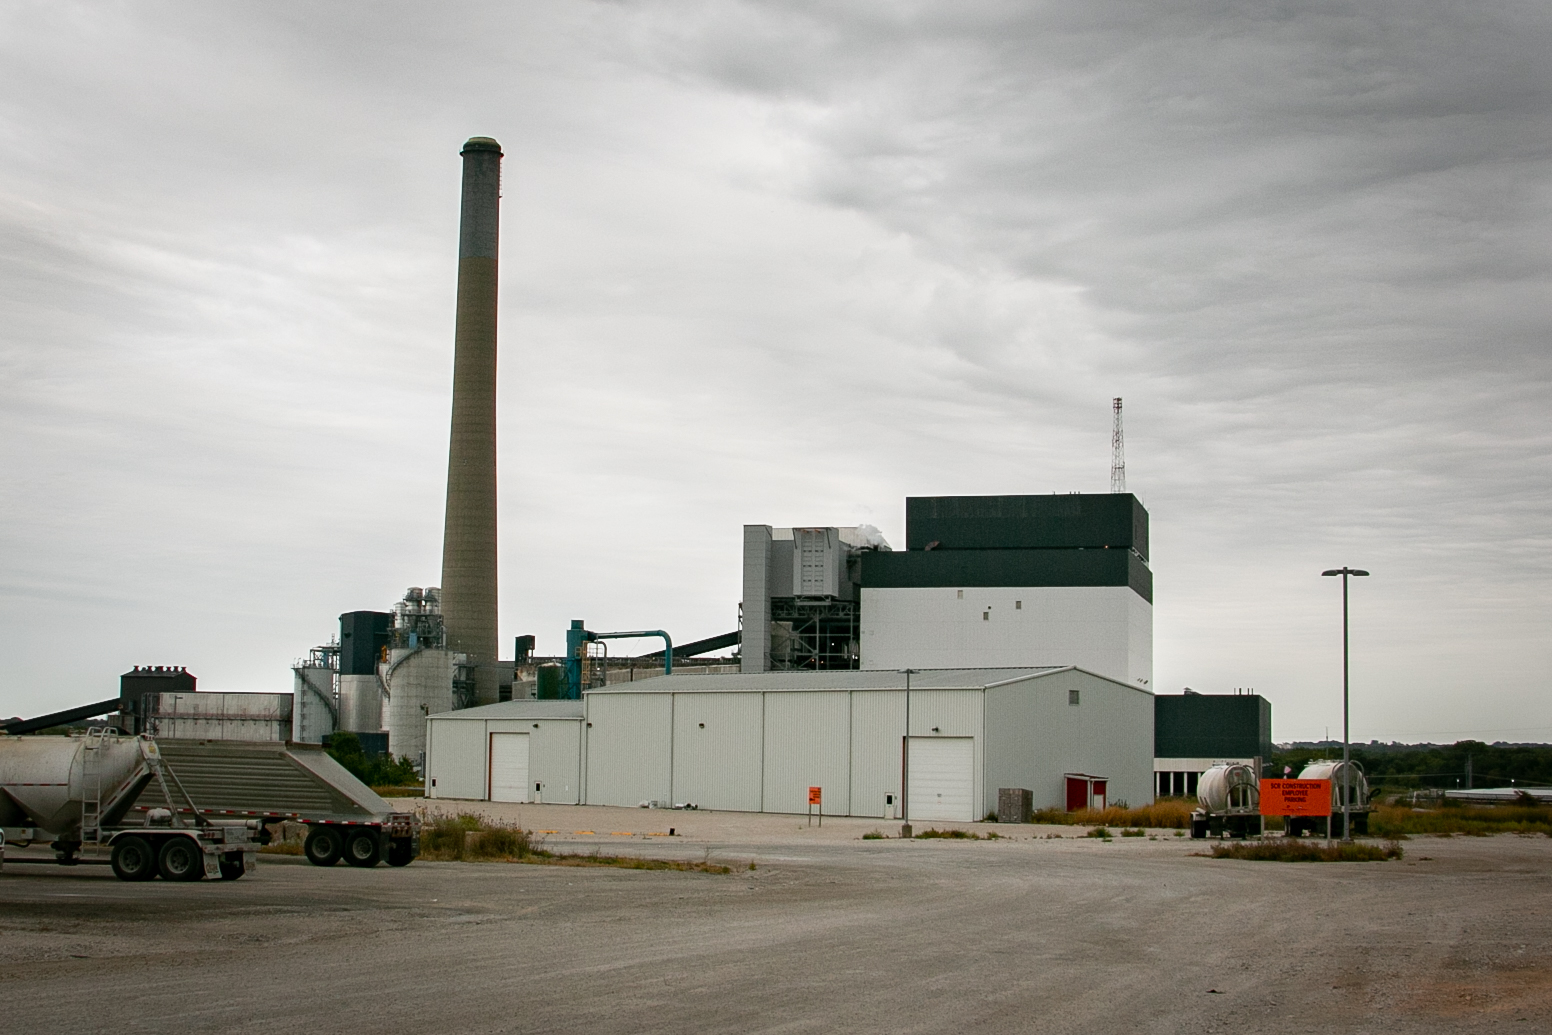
[2,802,1549,1034]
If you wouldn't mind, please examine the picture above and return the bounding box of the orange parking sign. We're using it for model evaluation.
[1261,779,1331,816]
[808,786,822,805]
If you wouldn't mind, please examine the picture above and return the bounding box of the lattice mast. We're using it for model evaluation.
[1109,397,1126,493]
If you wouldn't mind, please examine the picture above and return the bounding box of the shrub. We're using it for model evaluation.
[1085,827,1112,839]
[1032,799,1196,829]
[325,732,421,788]
[1206,839,1403,862]
[1369,802,1552,838]
[1120,828,1145,837]
[862,830,888,839]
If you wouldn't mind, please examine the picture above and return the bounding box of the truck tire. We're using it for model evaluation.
[158,836,205,881]
[344,829,381,868]
[387,839,416,867]
[304,826,343,866]
[218,853,247,880]
[111,836,158,882]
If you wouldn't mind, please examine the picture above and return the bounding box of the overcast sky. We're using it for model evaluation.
[2,1,1548,743]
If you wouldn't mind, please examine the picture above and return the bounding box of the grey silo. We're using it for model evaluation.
[440,136,503,706]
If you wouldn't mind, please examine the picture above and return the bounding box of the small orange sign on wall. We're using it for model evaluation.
[1261,779,1331,816]
[808,786,822,805]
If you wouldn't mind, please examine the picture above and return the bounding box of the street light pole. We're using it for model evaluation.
[901,668,916,839]
[1322,567,1369,842]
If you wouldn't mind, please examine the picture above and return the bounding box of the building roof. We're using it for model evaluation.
[584,665,1144,695]
[427,700,584,720]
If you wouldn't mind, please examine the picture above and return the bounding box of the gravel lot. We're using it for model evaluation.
[2,803,1549,1034]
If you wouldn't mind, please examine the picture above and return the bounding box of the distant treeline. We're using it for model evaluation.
[1269,741,1552,790]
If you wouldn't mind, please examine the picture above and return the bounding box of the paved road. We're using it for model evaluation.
[2,823,1548,1033]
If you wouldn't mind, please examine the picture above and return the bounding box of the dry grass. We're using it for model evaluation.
[1370,801,1552,838]
[416,813,731,873]
[258,841,302,856]
[914,828,1001,840]
[1030,798,1196,829]
[371,785,426,798]
[1205,839,1404,862]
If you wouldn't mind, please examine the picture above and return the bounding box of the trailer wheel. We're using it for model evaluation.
[218,853,247,880]
[387,839,416,867]
[111,836,158,882]
[304,826,343,867]
[344,830,381,868]
[157,837,205,882]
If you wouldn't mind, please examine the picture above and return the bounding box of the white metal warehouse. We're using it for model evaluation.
[424,667,1153,821]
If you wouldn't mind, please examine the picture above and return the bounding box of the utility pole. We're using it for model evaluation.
[1322,567,1370,842]
[900,668,916,839]
[1110,397,1126,494]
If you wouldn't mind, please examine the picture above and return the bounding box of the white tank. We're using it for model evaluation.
[337,673,383,733]
[0,732,153,840]
[383,647,458,765]
[1299,760,1369,809]
[1196,763,1259,814]
[292,665,337,743]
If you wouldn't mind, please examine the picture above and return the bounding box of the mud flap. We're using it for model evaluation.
[203,848,221,879]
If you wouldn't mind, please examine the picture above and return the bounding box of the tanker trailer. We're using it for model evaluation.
[0,729,259,881]
[1284,760,1372,837]
[1190,762,1263,839]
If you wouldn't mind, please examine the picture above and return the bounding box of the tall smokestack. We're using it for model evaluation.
[441,136,502,706]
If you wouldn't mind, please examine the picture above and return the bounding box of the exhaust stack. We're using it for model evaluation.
[440,136,503,706]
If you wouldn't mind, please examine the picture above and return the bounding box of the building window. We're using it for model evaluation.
[983,611,990,621]
[1015,600,1022,609]
[1068,688,1080,706]
[957,589,963,599]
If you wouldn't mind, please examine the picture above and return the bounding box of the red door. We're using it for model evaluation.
[1066,776,1088,812]
[1092,780,1107,810]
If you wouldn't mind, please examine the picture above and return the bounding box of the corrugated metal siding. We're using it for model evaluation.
[672,693,762,811]
[850,690,905,818]
[488,718,584,804]
[984,669,1153,812]
[762,692,851,815]
[904,690,984,819]
[585,693,672,806]
[426,718,487,799]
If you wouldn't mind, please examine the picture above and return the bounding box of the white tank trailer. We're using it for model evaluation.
[1285,760,1373,837]
[0,730,259,881]
[1190,762,1263,839]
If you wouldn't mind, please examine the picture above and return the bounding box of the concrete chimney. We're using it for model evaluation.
[440,136,503,706]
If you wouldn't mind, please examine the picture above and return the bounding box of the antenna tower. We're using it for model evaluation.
[1109,397,1126,493]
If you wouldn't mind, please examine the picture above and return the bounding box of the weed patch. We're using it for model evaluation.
[1205,839,1403,862]
[1085,827,1113,840]
[1032,799,1195,829]
[915,828,997,839]
[1369,802,1552,838]
[415,812,731,872]
[862,830,888,840]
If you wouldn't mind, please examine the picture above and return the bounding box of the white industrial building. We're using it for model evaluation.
[741,494,1153,689]
[424,667,1153,821]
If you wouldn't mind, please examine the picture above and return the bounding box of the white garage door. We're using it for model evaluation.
[907,737,975,822]
[489,733,531,803]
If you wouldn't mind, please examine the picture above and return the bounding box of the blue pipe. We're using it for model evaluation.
[564,621,674,699]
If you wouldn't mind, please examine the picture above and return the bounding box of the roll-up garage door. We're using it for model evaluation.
[489,733,531,803]
[907,737,975,822]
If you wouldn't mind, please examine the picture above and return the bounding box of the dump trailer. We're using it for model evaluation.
[1190,762,1263,839]
[0,729,260,881]
[129,739,419,868]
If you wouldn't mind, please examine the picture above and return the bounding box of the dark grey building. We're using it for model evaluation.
[1153,692,1272,797]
